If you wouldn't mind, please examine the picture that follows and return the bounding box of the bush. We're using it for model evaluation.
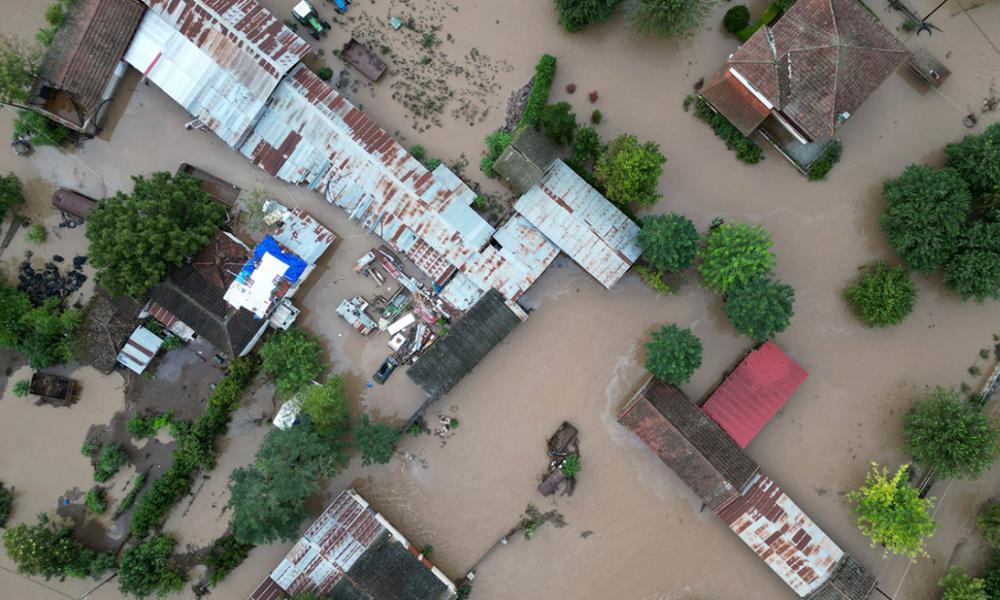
[594,134,666,208]
[723,5,751,33]
[13,379,29,396]
[569,126,604,171]
[979,503,1000,549]
[940,566,987,600]
[944,122,1000,197]
[12,110,70,146]
[0,481,12,526]
[698,223,774,294]
[554,0,625,32]
[693,98,764,164]
[807,140,843,181]
[410,144,426,161]
[355,414,400,466]
[44,2,67,27]
[635,264,674,295]
[630,0,718,38]
[985,552,1000,600]
[645,324,702,385]
[118,535,187,599]
[590,109,602,125]
[205,534,254,587]
[561,454,581,478]
[2,513,115,580]
[85,487,107,514]
[260,328,324,397]
[638,213,699,272]
[93,443,127,483]
[723,278,795,341]
[0,285,80,369]
[114,473,146,518]
[0,172,25,221]
[539,102,577,145]
[844,262,917,327]
[315,66,333,81]
[902,387,999,479]
[80,437,99,458]
[127,411,174,440]
[480,129,513,178]
[848,463,937,559]
[520,54,557,128]
[944,221,1000,302]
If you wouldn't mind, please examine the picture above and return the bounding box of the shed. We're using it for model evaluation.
[51,188,98,219]
[117,326,163,373]
[177,163,241,207]
[492,127,561,194]
[76,289,142,374]
[407,289,521,400]
[618,378,760,512]
[701,341,808,448]
[906,48,951,88]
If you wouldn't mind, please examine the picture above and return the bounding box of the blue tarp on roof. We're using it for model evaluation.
[239,235,308,284]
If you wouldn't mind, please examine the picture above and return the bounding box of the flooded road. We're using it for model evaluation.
[1,0,999,598]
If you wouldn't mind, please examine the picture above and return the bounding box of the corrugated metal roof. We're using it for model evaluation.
[515,160,641,289]
[701,341,809,448]
[271,206,337,265]
[124,0,308,147]
[715,473,844,597]
[116,326,163,373]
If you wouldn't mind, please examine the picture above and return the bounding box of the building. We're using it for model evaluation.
[700,0,908,155]
[492,127,561,194]
[26,0,145,135]
[249,489,457,600]
[701,341,809,448]
[77,289,142,374]
[116,326,164,374]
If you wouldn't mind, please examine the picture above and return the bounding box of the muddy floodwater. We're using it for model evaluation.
[2,0,1000,599]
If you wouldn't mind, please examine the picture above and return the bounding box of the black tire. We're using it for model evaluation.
[309,30,320,40]
[321,20,331,29]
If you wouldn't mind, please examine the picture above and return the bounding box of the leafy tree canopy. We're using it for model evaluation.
[0,285,80,368]
[880,165,971,274]
[978,503,1000,550]
[939,566,987,600]
[0,172,25,221]
[638,213,699,272]
[299,377,351,435]
[0,35,41,104]
[902,387,999,479]
[697,223,774,294]
[944,122,1000,198]
[723,5,751,33]
[539,101,578,146]
[259,327,325,397]
[355,414,401,466]
[554,0,624,32]
[594,134,666,208]
[118,535,187,599]
[2,513,113,581]
[843,261,917,327]
[848,463,937,559]
[644,324,702,385]
[723,278,795,341]
[629,0,717,38]
[943,221,1000,302]
[86,172,226,297]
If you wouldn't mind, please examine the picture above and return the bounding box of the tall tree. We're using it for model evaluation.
[629,0,717,38]
[902,387,999,479]
[697,223,774,294]
[644,324,702,385]
[978,503,1000,549]
[944,122,1000,197]
[843,261,917,327]
[355,415,401,466]
[259,328,325,397]
[0,172,25,221]
[539,101,578,145]
[554,0,625,32]
[0,285,80,369]
[0,35,40,105]
[723,278,795,341]
[880,165,971,274]
[943,221,1000,302]
[594,134,666,208]
[939,566,987,600]
[638,213,699,272]
[117,535,187,599]
[2,513,113,581]
[86,172,226,297]
[299,377,351,435]
[848,463,937,559]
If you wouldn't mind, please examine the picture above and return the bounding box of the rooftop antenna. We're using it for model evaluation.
[916,0,949,36]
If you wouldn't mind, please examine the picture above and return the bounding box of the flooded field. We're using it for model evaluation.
[1,0,999,599]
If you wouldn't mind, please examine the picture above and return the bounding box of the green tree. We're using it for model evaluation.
[978,503,1000,549]
[943,221,1000,302]
[86,172,225,297]
[300,377,350,435]
[638,213,699,272]
[355,414,400,466]
[570,126,604,168]
[259,328,325,397]
[985,552,1000,600]
[902,387,999,479]
[843,262,917,327]
[0,481,12,526]
[2,513,113,580]
[0,35,41,105]
[118,535,187,599]
[594,134,665,208]
[554,0,624,32]
[0,286,80,369]
[204,534,254,587]
[0,172,25,221]
[539,102,577,145]
[723,5,751,33]
[880,165,971,274]
[940,566,987,600]
[723,278,795,341]
[848,463,937,559]
[944,122,1000,197]
[12,110,70,146]
[697,223,774,294]
[644,324,702,385]
[629,0,717,38]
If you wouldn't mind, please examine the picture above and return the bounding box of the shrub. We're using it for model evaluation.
[723,5,751,33]
[939,566,987,600]
[645,324,702,385]
[118,535,187,599]
[638,213,699,272]
[539,102,577,145]
[127,411,174,439]
[93,443,127,483]
[635,265,674,295]
[554,0,625,32]
[479,129,513,178]
[260,328,324,397]
[979,503,1000,549]
[205,534,254,587]
[590,109,602,125]
[0,285,80,369]
[410,144,426,161]
[520,54,557,128]
[80,437,99,458]
[355,414,401,466]
[902,387,999,479]
[569,126,604,171]
[44,3,67,28]
[630,0,718,38]
[844,262,917,327]
[561,454,581,478]
[315,66,333,81]
[944,122,1000,197]
[424,158,442,171]
[594,134,666,208]
[985,552,1000,599]
[848,463,937,559]
[723,278,795,341]
[0,481,12,526]
[807,140,843,181]
[12,110,70,146]
[693,98,764,164]
[114,473,146,518]
[0,172,25,221]
[698,223,774,294]
[2,513,114,580]
[13,379,29,396]
[85,487,107,514]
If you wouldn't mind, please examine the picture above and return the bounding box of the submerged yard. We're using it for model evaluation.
[1,0,999,598]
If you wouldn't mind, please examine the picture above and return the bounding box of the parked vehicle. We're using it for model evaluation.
[330,0,349,14]
[373,355,398,385]
[341,38,387,82]
[52,188,99,221]
[292,1,329,39]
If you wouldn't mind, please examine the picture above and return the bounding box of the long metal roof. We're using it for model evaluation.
[515,160,641,289]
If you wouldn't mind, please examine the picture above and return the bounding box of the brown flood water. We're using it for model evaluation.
[2,0,1000,598]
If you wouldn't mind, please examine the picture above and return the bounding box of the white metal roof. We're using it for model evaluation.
[116,326,164,374]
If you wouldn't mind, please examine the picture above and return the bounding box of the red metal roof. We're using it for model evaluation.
[701,341,808,448]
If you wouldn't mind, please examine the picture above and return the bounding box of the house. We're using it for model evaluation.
[492,127,561,194]
[116,326,163,374]
[700,0,908,160]
[700,341,809,448]
[76,289,142,374]
[249,489,457,600]
[26,0,145,135]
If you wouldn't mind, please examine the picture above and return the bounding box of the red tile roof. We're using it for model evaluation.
[700,69,772,136]
[701,341,808,448]
[724,0,908,140]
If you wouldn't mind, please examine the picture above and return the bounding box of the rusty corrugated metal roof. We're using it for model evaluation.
[272,206,337,265]
[701,341,809,448]
[515,160,641,289]
[715,474,845,597]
